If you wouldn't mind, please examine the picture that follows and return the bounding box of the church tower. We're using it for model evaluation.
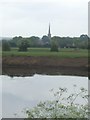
[48,23,51,41]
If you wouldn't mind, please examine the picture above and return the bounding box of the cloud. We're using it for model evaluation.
[0,0,88,37]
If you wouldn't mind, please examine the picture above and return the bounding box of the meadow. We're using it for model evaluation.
[2,47,88,58]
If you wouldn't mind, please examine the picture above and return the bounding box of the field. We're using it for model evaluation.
[2,48,88,76]
[2,48,88,58]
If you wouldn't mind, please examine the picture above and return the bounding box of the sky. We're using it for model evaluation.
[0,0,89,38]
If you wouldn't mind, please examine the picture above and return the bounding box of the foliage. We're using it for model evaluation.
[27,36,41,47]
[11,36,23,47]
[80,34,89,41]
[18,39,29,52]
[42,35,50,47]
[50,39,59,52]
[6,34,89,49]
[25,86,89,118]
[2,40,11,51]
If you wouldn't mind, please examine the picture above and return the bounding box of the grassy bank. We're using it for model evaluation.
[2,48,88,76]
[2,48,88,58]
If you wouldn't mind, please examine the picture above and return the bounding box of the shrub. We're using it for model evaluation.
[25,86,89,118]
[18,40,29,52]
[50,40,58,52]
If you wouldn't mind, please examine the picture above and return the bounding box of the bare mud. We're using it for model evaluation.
[2,56,88,77]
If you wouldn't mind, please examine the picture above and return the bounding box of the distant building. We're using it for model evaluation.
[48,23,51,41]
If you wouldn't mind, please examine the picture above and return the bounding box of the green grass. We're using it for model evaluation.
[2,47,88,58]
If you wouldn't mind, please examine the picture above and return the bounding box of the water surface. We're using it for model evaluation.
[1,74,88,118]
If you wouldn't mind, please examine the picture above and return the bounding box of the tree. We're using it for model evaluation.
[12,36,23,47]
[88,37,90,49]
[27,36,41,47]
[42,35,50,47]
[2,40,11,51]
[80,34,88,41]
[18,39,29,51]
[50,39,58,52]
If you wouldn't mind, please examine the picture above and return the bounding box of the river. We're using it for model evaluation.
[0,74,88,118]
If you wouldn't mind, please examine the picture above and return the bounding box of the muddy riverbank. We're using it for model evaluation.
[2,56,88,77]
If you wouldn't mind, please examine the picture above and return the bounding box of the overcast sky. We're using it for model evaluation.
[0,0,89,38]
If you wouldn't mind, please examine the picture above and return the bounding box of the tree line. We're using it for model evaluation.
[2,34,89,52]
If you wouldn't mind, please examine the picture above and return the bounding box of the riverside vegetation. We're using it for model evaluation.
[2,47,88,58]
[2,47,88,77]
[2,35,89,118]
[24,86,89,118]
[2,34,89,57]
[2,34,88,76]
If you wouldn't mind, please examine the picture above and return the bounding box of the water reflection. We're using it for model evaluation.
[2,74,88,118]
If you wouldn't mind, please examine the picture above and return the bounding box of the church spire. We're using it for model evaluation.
[48,23,51,34]
[48,23,51,40]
